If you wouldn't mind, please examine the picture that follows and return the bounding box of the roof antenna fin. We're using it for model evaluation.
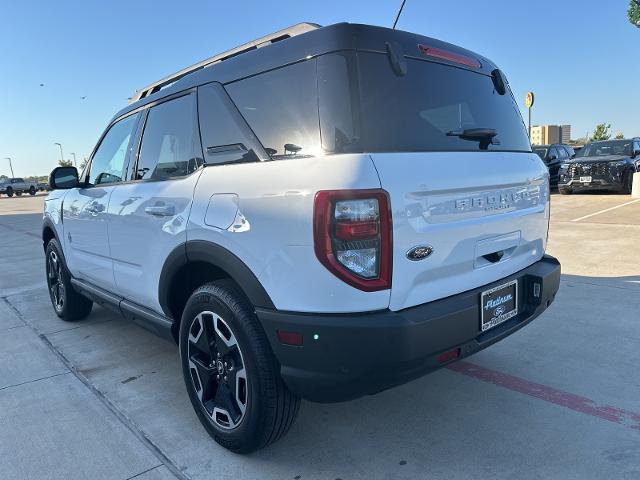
[392,0,407,29]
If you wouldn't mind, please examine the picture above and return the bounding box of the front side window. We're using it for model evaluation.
[557,147,568,160]
[533,148,548,159]
[136,94,203,180]
[225,60,322,159]
[88,113,139,186]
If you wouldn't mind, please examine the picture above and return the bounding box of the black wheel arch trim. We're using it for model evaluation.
[42,217,70,270]
[158,240,275,319]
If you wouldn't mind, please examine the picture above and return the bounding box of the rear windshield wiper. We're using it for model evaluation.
[446,128,499,150]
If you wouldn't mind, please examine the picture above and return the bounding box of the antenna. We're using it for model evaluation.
[392,0,407,29]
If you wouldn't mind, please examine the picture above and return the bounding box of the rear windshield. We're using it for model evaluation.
[357,53,530,153]
[224,51,530,158]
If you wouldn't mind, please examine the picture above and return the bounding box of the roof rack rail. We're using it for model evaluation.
[130,22,321,104]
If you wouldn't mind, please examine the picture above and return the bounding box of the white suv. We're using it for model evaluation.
[43,23,560,453]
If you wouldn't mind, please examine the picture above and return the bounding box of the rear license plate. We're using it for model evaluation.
[480,280,518,332]
[580,176,592,183]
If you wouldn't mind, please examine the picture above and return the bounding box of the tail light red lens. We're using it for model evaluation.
[314,189,392,291]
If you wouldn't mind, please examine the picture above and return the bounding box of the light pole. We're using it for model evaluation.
[54,142,64,165]
[4,157,14,177]
[71,152,77,167]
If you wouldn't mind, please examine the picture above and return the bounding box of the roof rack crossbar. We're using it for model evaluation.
[130,22,320,103]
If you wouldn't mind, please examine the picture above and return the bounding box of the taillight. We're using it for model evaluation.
[418,44,481,69]
[314,189,392,291]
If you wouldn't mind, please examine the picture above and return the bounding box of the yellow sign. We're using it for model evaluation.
[525,91,535,109]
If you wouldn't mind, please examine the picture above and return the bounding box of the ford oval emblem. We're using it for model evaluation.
[406,245,433,261]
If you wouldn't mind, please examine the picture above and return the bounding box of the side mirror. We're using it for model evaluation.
[49,166,79,190]
[633,149,640,159]
[548,154,558,161]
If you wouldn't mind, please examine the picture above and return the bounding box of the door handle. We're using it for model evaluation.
[144,205,175,217]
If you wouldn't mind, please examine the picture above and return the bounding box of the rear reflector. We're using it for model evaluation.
[277,330,304,346]
[418,44,481,69]
[438,348,461,364]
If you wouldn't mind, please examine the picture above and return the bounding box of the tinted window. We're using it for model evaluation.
[136,94,203,180]
[557,147,568,160]
[226,60,322,159]
[88,113,139,186]
[317,52,362,153]
[357,53,530,152]
[533,148,548,159]
[198,83,266,165]
[578,141,632,157]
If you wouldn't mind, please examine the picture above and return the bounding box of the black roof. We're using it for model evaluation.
[112,22,499,122]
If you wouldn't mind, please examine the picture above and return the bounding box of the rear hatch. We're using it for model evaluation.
[356,49,549,311]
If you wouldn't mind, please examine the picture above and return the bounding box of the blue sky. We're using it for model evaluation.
[0,0,637,176]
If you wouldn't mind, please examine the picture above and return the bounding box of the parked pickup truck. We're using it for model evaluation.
[0,177,38,197]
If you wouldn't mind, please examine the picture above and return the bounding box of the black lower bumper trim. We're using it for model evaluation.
[257,255,561,403]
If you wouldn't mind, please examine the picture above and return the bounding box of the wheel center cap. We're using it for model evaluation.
[216,360,224,374]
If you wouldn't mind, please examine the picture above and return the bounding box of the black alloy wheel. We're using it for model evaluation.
[44,239,93,321]
[46,249,65,314]
[187,311,248,430]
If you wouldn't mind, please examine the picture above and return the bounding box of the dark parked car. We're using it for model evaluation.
[532,144,575,187]
[557,139,640,194]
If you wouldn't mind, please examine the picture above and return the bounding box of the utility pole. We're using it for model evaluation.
[71,152,77,167]
[54,142,64,164]
[4,157,15,177]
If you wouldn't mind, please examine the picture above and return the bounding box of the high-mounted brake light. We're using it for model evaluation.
[418,44,481,69]
[314,190,392,291]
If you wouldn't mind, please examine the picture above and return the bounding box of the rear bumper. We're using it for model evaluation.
[257,255,561,403]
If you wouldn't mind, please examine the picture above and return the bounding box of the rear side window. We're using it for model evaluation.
[225,60,321,159]
[88,113,139,186]
[198,83,267,165]
[357,53,531,153]
[136,94,203,180]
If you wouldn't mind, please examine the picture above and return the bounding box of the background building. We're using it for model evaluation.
[530,125,571,145]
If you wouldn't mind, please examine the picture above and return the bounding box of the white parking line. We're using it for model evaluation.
[570,198,640,222]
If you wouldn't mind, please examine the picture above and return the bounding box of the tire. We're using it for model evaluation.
[179,279,300,453]
[45,238,93,321]
[29,186,36,195]
[620,170,633,194]
[6,188,13,197]
[15,191,22,196]
[559,187,572,195]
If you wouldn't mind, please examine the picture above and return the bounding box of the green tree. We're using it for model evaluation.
[615,132,625,139]
[590,123,611,142]
[629,1,640,27]
[58,159,73,167]
[79,157,89,171]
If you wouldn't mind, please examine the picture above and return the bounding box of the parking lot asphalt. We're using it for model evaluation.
[0,192,638,480]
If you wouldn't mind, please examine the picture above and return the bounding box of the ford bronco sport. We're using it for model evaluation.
[43,22,561,453]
